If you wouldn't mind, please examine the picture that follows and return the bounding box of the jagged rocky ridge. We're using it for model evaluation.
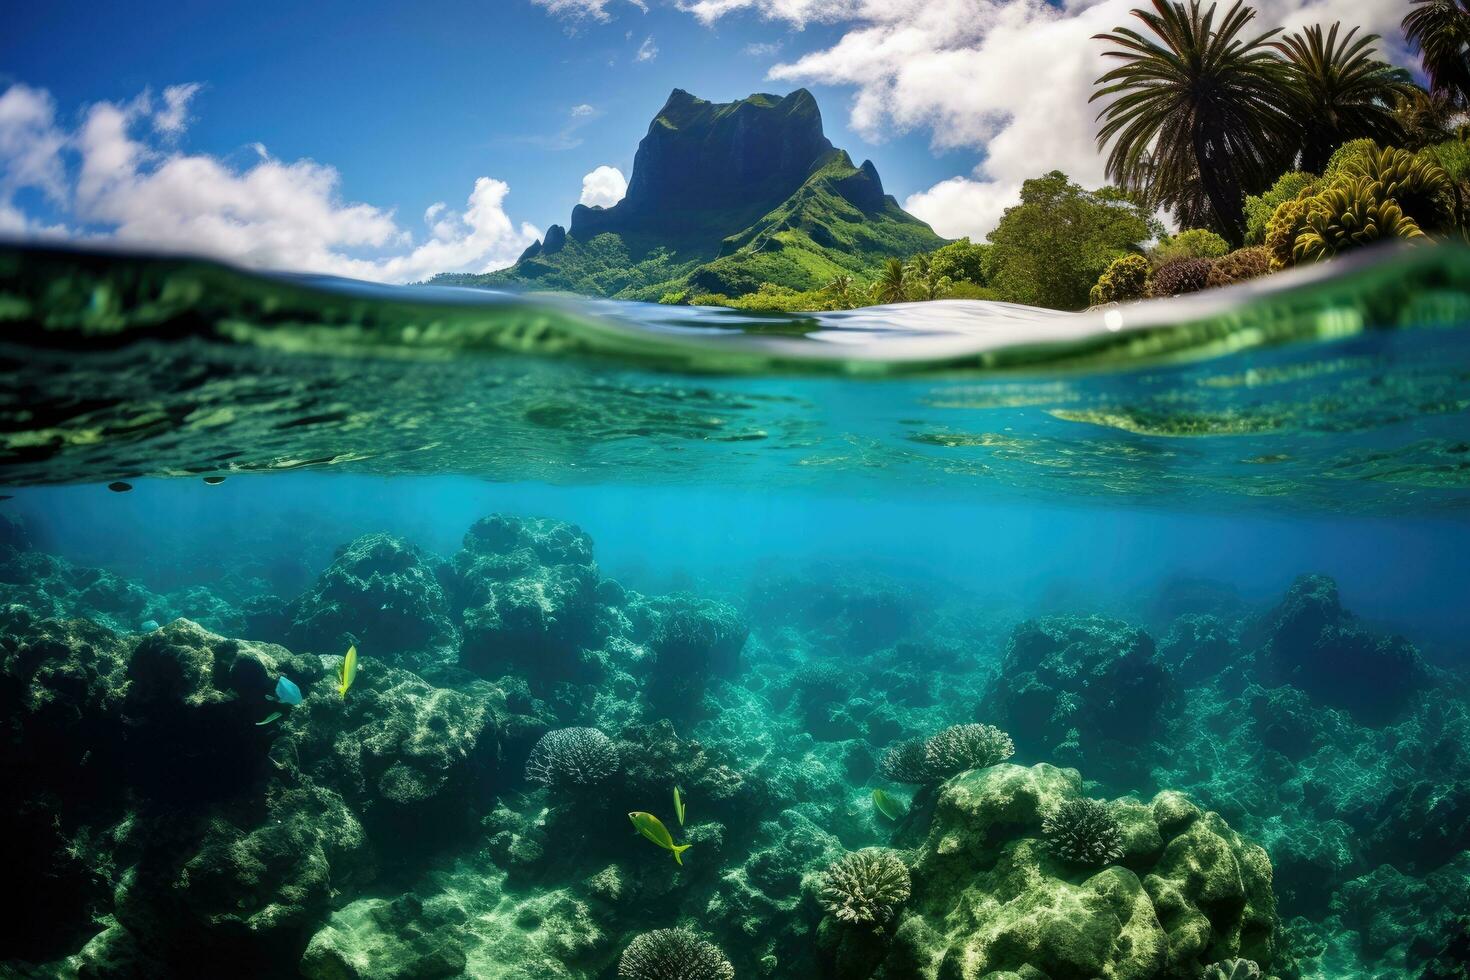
[436,89,946,300]
[0,511,1465,979]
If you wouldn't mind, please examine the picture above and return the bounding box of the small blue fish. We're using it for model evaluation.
[274,676,303,706]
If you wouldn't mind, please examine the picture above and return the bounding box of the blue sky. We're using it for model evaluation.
[0,0,1414,280]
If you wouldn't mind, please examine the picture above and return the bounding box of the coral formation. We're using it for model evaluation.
[922,722,1015,779]
[817,848,912,928]
[1041,796,1125,866]
[618,928,735,980]
[525,727,621,791]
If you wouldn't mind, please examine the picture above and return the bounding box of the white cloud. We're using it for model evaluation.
[531,0,646,20]
[1,81,539,283]
[636,35,659,61]
[153,82,202,137]
[742,40,785,56]
[579,164,628,207]
[571,103,596,117]
[682,0,1419,239]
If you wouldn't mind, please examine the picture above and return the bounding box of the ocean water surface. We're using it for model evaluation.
[2,242,1469,979]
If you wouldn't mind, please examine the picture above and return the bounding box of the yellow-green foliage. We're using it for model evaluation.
[1340,144,1455,232]
[1265,196,1315,270]
[1321,139,1380,183]
[1422,138,1470,185]
[1151,228,1230,263]
[1205,247,1271,288]
[1089,254,1151,306]
[1243,171,1318,245]
[1294,177,1425,262]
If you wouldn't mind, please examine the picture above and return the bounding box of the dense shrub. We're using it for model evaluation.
[1089,254,1151,306]
[1149,257,1214,297]
[1042,798,1125,866]
[929,238,990,286]
[1265,197,1314,270]
[1243,172,1318,245]
[1321,139,1379,183]
[817,849,912,927]
[1341,144,1456,232]
[1152,228,1230,262]
[1422,138,1470,185]
[1295,177,1424,262]
[619,928,734,980]
[1206,247,1272,288]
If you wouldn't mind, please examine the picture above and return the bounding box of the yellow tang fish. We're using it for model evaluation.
[674,786,686,827]
[629,811,691,865]
[337,645,358,699]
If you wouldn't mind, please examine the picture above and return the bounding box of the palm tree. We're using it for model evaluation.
[1394,85,1459,148]
[1092,0,1297,246]
[872,258,910,304]
[824,273,855,307]
[1275,24,1414,172]
[1403,0,1470,107]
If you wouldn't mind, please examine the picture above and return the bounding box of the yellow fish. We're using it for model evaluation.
[629,811,691,865]
[337,645,358,699]
[674,786,686,827]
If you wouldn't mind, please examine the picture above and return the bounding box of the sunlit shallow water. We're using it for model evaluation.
[2,242,1469,979]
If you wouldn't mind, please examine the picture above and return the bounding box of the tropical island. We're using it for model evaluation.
[436,0,1470,314]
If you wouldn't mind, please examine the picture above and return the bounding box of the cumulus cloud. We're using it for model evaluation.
[683,0,1418,239]
[579,164,628,207]
[636,35,659,61]
[152,82,202,137]
[0,81,539,282]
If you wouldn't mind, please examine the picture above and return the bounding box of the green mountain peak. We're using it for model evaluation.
[438,88,945,300]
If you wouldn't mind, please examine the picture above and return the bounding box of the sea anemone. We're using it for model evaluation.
[817,848,912,929]
[618,928,734,980]
[1042,797,1125,866]
[878,737,932,784]
[923,723,1015,779]
[524,727,619,791]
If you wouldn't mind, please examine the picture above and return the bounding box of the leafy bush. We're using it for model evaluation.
[1149,257,1214,297]
[929,238,991,285]
[817,849,912,928]
[924,723,1016,778]
[619,928,734,980]
[1321,139,1380,183]
[1243,171,1317,245]
[946,281,999,300]
[1206,247,1271,288]
[1295,177,1425,261]
[524,727,620,791]
[1089,254,1151,306]
[1265,197,1314,270]
[1042,798,1125,866]
[985,171,1157,310]
[1422,138,1470,185]
[657,290,689,305]
[1152,228,1230,263]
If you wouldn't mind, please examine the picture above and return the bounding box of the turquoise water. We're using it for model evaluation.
[2,242,1469,979]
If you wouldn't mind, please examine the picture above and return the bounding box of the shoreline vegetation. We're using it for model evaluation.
[658,0,1470,314]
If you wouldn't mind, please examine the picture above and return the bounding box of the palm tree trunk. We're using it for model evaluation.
[1194,125,1247,247]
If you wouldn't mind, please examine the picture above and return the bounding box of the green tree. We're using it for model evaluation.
[1243,171,1318,244]
[1151,228,1231,262]
[929,238,991,285]
[1394,86,1460,149]
[1092,0,1296,245]
[824,274,856,307]
[984,171,1156,310]
[1403,0,1470,107]
[872,258,911,304]
[1275,24,1413,172]
[907,254,953,300]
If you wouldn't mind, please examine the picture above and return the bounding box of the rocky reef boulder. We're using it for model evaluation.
[452,515,605,685]
[1251,574,1429,724]
[981,615,1171,780]
[632,593,748,718]
[289,533,458,674]
[836,763,1278,980]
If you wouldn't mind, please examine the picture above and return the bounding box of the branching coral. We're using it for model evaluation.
[923,723,1016,779]
[817,848,912,929]
[1042,798,1125,866]
[878,738,933,784]
[618,928,734,980]
[1201,959,1262,980]
[524,727,619,791]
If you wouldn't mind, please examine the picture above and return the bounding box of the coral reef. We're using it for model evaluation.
[1041,796,1125,866]
[817,849,912,928]
[619,928,734,980]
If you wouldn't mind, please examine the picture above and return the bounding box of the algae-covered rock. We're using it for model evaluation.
[857,764,1278,980]
[636,592,747,719]
[289,533,458,673]
[301,894,468,980]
